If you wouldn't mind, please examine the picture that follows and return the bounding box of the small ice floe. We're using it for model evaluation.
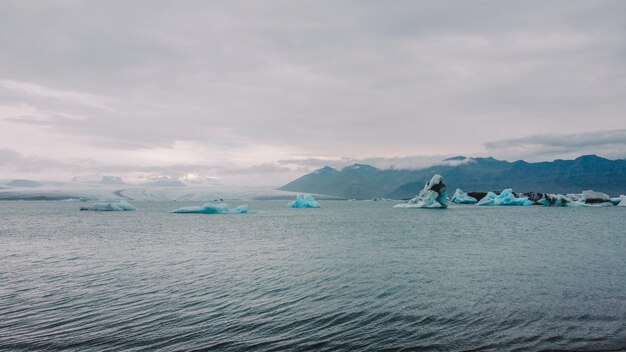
[288,194,321,208]
[476,189,532,206]
[538,194,572,207]
[451,188,477,204]
[80,200,137,211]
[394,174,447,209]
[576,190,614,207]
[170,202,249,214]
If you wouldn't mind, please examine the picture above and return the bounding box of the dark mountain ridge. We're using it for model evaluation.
[279,155,626,199]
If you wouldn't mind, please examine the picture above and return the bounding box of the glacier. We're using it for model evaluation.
[81,200,137,211]
[451,188,477,204]
[170,202,249,214]
[394,174,447,208]
[288,194,321,208]
[476,189,532,206]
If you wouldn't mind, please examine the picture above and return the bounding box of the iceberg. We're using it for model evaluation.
[81,200,137,211]
[538,194,573,207]
[617,196,626,207]
[476,189,532,206]
[288,194,321,208]
[451,188,478,204]
[170,202,249,214]
[538,191,617,207]
[394,174,447,208]
[580,190,613,207]
[476,191,497,206]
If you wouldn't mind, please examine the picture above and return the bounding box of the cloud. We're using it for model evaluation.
[279,154,473,170]
[0,79,114,111]
[484,129,626,161]
[1,1,626,184]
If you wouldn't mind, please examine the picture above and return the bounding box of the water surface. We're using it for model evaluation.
[1,201,625,351]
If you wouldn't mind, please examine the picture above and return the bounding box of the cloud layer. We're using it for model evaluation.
[1,1,626,184]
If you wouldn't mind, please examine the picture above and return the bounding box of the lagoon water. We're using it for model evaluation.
[1,200,625,351]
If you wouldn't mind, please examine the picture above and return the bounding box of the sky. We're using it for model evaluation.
[1,1,626,186]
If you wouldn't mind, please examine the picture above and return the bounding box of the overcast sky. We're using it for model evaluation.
[1,1,626,186]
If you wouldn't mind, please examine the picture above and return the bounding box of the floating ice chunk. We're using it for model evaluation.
[610,197,622,206]
[476,192,497,206]
[617,196,626,207]
[170,202,249,214]
[476,189,532,206]
[495,189,533,206]
[538,194,572,207]
[580,190,613,207]
[451,188,477,204]
[82,200,137,211]
[288,194,321,208]
[394,174,447,209]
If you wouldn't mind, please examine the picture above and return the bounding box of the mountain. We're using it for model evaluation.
[279,155,626,199]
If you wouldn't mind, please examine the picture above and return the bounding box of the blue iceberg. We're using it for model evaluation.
[288,194,321,208]
[476,189,532,206]
[171,202,249,214]
[476,192,497,206]
[538,194,572,207]
[82,200,137,211]
[394,174,447,209]
[451,188,477,204]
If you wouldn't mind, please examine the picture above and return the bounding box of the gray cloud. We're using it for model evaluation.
[1,1,626,184]
[278,155,473,170]
[484,129,626,161]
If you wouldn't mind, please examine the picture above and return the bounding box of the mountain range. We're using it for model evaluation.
[279,155,626,199]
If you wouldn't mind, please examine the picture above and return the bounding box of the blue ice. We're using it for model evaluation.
[476,189,532,206]
[171,203,249,214]
[451,189,477,204]
[85,200,137,211]
[394,174,447,208]
[288,194,321,208]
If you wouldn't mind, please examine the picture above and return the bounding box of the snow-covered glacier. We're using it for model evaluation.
[451,188,477,204]
[81,200,137,211]
[476,189,532,206]
[170,202,249,214]
[288,194,321,208]
[394,174,447,208]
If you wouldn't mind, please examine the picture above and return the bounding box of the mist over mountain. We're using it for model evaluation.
[279,155,626,199]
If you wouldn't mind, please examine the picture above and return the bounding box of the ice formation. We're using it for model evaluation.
[475,192,497,206]
[451,188,478,204]
[538,194,572,207]
[580,190,613,207]
[394,174,447,208]
[82,200,137,211]
[617,196,626,207]
[288,194,321,208]
[537,191,620,207]
[476,189,532,206]
[170,202,249,214]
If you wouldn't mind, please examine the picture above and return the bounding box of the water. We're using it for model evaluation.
[1,201,625,351]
